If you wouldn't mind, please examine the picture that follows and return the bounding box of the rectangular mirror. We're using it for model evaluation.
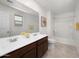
[0,1,39,38]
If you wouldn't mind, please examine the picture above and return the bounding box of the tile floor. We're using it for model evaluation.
[43,42,79,58]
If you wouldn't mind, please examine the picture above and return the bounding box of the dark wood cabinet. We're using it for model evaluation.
[36,36,48,58]
[1,36,48,58]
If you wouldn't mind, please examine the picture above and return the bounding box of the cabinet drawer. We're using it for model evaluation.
[37,36,48,45]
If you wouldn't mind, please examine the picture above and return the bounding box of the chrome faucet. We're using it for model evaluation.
[7,31,12,37]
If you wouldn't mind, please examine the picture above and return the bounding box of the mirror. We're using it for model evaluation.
[0,1,39,38]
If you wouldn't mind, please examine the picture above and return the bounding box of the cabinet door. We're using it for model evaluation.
[43,39,48,54]
[37,44,44,58]
[22,47,36,58]
[36,36,48,58]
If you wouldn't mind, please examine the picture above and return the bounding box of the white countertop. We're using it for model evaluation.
[0,33,47,57]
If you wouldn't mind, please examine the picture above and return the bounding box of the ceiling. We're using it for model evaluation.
[0,0,38,15]
[1,0,77,15]
[35,0,77,14]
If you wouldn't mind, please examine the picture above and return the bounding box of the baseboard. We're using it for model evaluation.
[55,37,76,46]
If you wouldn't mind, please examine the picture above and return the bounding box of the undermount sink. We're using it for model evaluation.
[32,33,38,36]
[9,38,17,42]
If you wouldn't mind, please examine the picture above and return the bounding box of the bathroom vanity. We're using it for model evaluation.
[0,33,48,58]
